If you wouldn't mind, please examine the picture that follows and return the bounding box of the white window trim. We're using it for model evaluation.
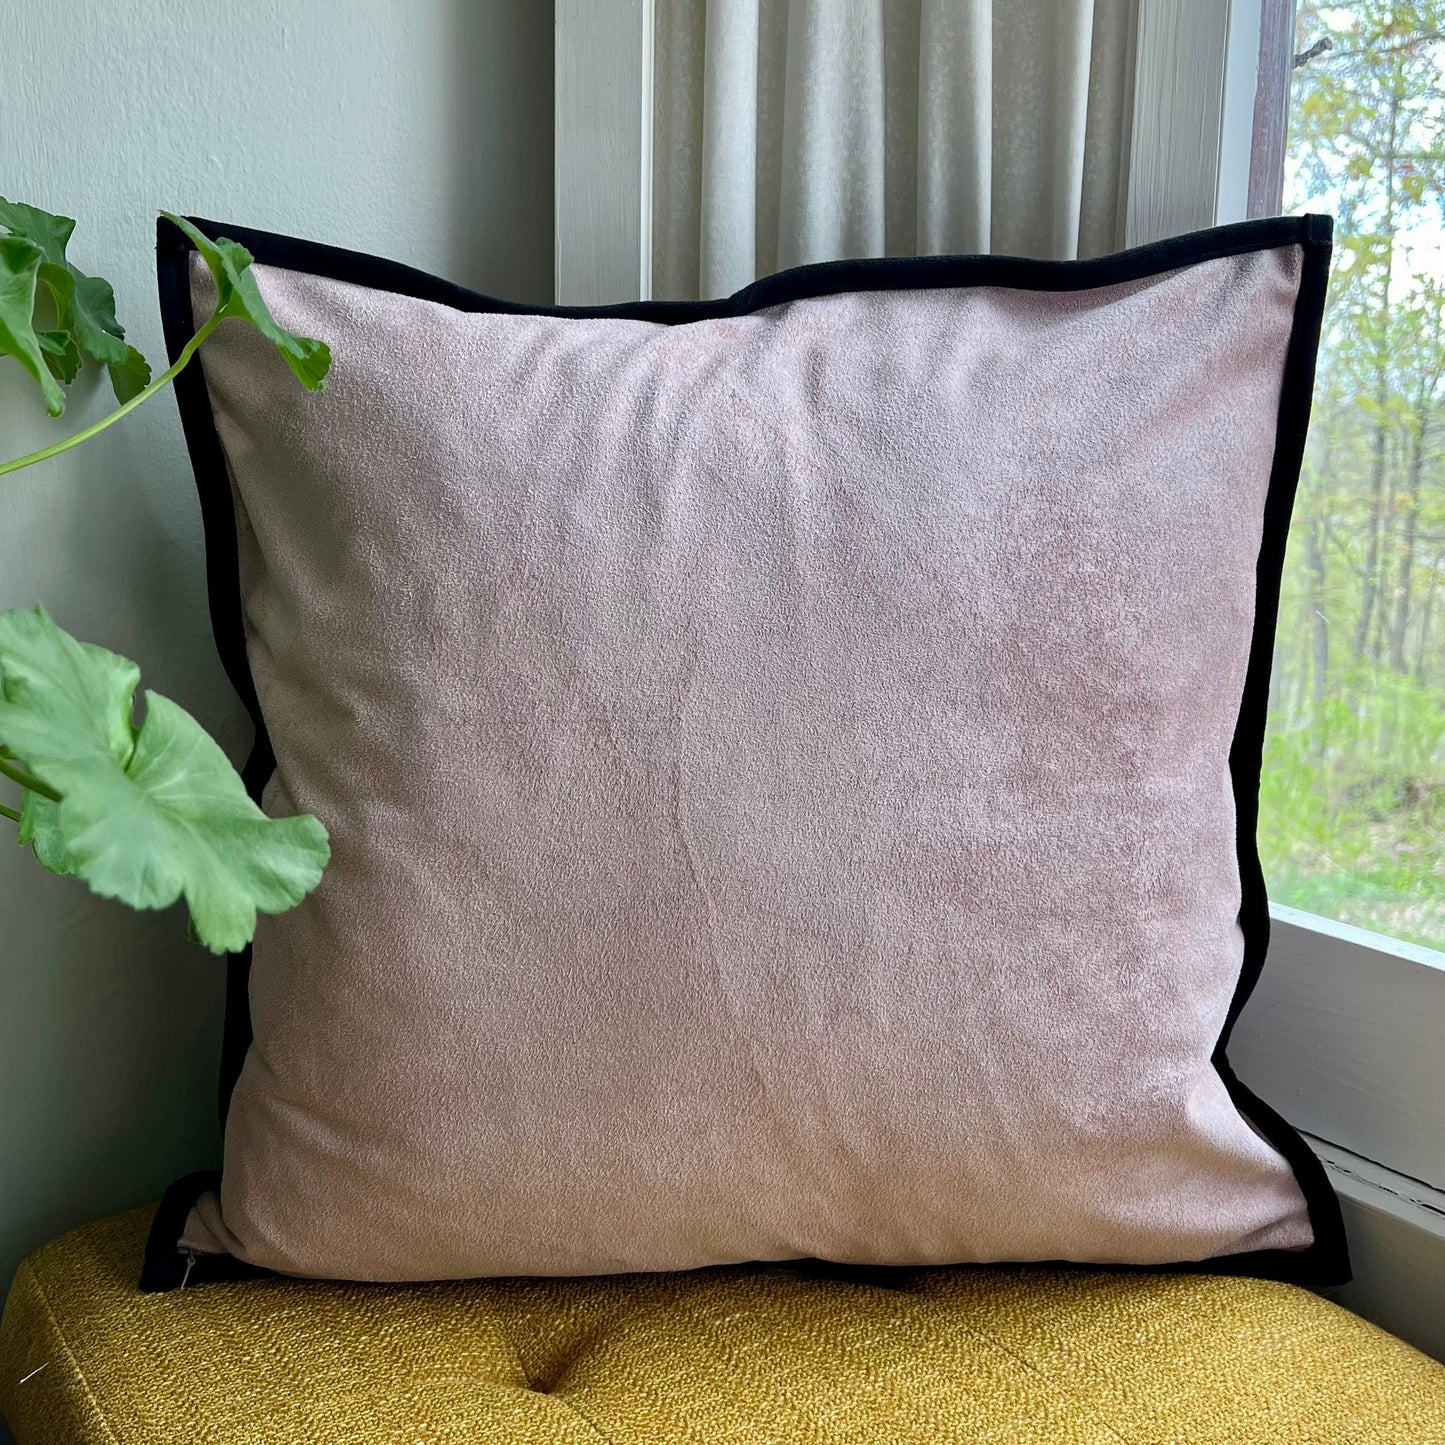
[1234,907,1445,1191]
[1124,0,1235,242]
[554,0,1445,1359]
[1307,1137,1445,1359]
[1217,0,1266,223]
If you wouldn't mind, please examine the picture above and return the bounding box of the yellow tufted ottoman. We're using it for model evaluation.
[1,1209,1442,1444]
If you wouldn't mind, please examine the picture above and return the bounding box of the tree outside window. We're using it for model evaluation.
[1263,1,1445,949]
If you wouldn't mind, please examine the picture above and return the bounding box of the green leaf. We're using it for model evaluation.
[0,196,152,405]
[0,197,74,266]
[106,344,151,403]
[0,607,329,953]
[163,213,330,391]
[0,235,66,415]
[37,328,81,385]
[18,791,75,876]
[50,265,152,401]
[0,608,138,769]
[34,257,75,327]
[68,270,131,367]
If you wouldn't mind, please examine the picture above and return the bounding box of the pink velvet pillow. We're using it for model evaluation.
[144,215,1346,1289]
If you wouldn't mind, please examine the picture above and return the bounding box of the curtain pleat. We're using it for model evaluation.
[699,0,761,295]
[776,0,888,274]
[653,0,1138,300]
[917,0,992,256]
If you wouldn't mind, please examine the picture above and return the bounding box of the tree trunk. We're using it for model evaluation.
[1353,65,1402,664]
[1389,415,1427,673]
[1416,576,1438,684]
[1307,514,1330,737]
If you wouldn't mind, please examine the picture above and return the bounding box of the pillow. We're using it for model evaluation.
[143,214,1347,1290]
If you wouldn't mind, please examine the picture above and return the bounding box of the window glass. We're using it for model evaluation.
[1262,1,1445,948]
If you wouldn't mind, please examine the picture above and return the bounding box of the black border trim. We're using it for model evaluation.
[139,1171,266,1292]
[148,212,1347,1291]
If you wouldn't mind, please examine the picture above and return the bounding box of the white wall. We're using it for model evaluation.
[0,0,554,1298]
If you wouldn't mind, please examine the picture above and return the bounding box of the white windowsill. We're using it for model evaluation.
[1233,906,1445,1192]
[1311,1135,1445,1361]
[1237,914,1445,1360]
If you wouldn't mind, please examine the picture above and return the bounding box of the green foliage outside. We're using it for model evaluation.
[0,205,331,951]
[1263,1,1445,950]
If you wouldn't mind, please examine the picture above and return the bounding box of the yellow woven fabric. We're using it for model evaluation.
[2,1209,1442,1444]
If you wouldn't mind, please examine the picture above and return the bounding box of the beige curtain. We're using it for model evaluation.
[653,0,1139,299]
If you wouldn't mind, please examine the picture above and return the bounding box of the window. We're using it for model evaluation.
[1228,0,1445,1362]
[1261,2,1445,952]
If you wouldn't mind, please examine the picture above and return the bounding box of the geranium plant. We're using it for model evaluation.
[0,201,330,953]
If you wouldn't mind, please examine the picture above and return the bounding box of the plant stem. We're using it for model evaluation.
[0,312,222,477]
[0,804,20,824]
[0,756,60,803]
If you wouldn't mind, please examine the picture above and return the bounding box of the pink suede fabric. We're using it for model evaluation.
[185,245,1315,1280]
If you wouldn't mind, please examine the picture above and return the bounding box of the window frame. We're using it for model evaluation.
[1221,0,1445,1194]
[1244,0,1297,219]
[1215,0,1443,1358]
